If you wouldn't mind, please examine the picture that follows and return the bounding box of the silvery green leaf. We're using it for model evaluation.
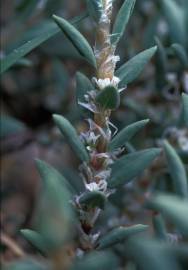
[116,46,157,87]
[163,140,188,198]
[147,194,188,236]
[53,114,89,162]
[35,159,74,250]
[71,251,119,270]
[53,15,96,67]
[0,116,26,138]
[108,148,161,188]
[21,229,48,254]
[36,159,75,194]
[95,85,120,110]
[182,93,188,126]
[97,224,148,249]
[112,0,136,45]
[171,43,188,69]
[160,0,186,45]
[152,213,168,241]
[109,119,149,151]
[2,259,48,270]
[52,59,69,97]
[79,191,106,210]
[154,37,168,90]
[125,237,181,270]
[0,12,87,74]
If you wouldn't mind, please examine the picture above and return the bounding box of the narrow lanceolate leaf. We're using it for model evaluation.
[53,115,89,162]
[53,15,96,68]
[163,141,188,198]
[108,148,161,188]
[97,224,148,249]
[152,213,168,241]
[76,72,93,104]
[125,237,180,270]
[147,194,188,236]
[155,37,168,90]
[171,44,188,69]
[0,12,88,74]
[71,251,119,270]
[79,191,106,210]
[112,0,136,45]
[182,93,188,127]
[35,159,74,249]
[160,0,186,45]
[116,46,157,87]
[36,159,74,194]
[3,258,47,270]
[95,86,120,110]
[87,0,103,23]
[21,229,48,254]
[109,119,149,151]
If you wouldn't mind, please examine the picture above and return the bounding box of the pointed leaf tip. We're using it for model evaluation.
[97,224,148,249]
[53,114,89,162]
[108,148,161,188]
[52,15,96,68]
[163,140,188,198]
[116,46,157,87]
[109,119,150,151]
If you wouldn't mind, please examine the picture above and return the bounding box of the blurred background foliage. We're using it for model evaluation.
[0,0,187,267]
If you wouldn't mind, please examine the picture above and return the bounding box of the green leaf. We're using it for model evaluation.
[2,259,47,270]
[21,229,48,254]
[147,194,188,236]
[0,116,26,138]
[152,213,168,241]
[171,43,188,69]
[79,191,106,209]
[53,114,89,162]
[97,224,148,249]
[87,0,103,23]
[160,0,186,45]
[71,251,119,270]
[154,37,168,90]
[108,148,161,188]
[36,159,74,194]
[116,46,157,87]
[109,119,149,151]
[125,237,180,270]
[52,59,69,97]
[95,86,120,110]
[0,12,87,74]
[163,141,188,198]
[52,15,96,68]
[35,159,74,250]
[76,72,93,104]
[112,0,136,45]
[182,93,188,127]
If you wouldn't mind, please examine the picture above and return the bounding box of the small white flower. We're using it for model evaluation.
[85,182,99,191]
[93,76,120,89]
[85,180,107,192]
